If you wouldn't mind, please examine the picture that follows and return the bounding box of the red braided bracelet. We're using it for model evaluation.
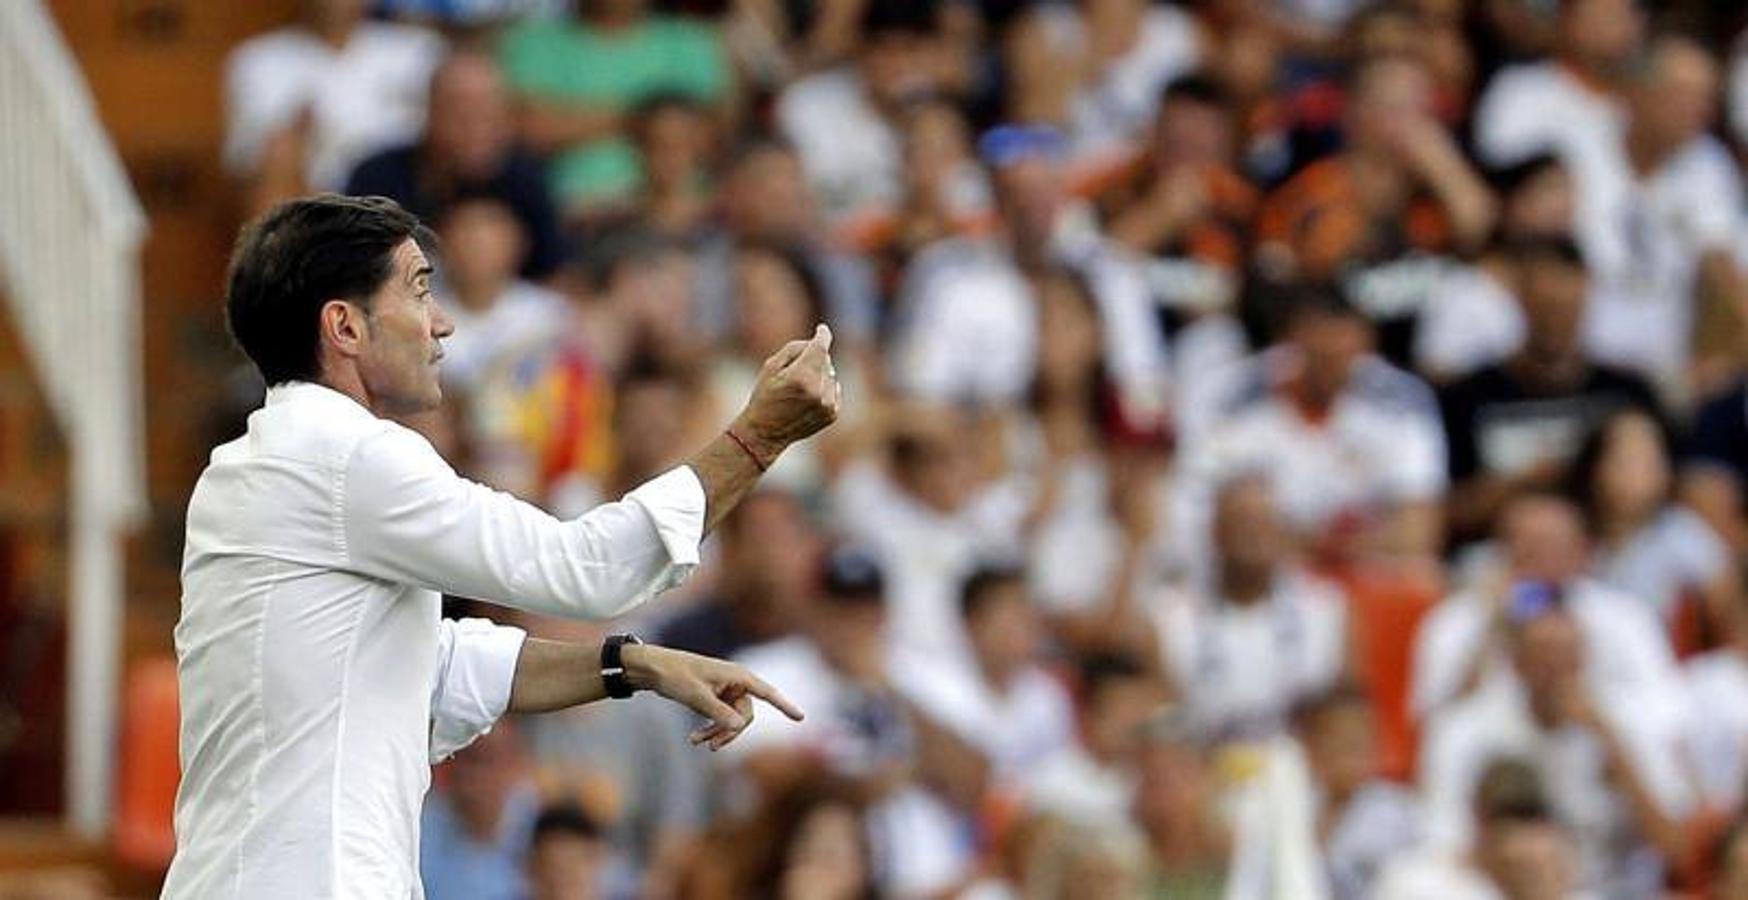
[725,428,769,472]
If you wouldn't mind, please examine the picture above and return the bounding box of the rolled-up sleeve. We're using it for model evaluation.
[430,617,527,763]
[341,425,706,620]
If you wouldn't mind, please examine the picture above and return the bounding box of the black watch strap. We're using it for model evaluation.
[602,634,644,699]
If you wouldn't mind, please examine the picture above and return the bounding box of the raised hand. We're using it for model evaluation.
[731,323,842,468]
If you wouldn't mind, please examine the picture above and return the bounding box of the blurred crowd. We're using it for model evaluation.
[213,0,1748,897]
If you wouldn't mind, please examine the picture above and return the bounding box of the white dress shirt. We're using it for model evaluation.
[163,382,705,899]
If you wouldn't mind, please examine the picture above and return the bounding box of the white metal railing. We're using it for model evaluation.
[0,1,148,839]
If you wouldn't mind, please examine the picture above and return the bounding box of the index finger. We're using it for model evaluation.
[742,673,805,722]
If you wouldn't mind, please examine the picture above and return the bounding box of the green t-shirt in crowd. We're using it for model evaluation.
[499,16,727,205]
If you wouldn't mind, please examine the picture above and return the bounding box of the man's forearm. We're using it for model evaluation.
[508,637,607,713]
[687,419,787,536]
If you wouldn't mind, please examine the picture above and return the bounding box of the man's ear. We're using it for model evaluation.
[318,299,369,361]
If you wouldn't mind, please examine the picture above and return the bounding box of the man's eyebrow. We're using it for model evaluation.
[408,264,433,287]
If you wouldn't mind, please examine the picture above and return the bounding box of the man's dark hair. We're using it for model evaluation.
[861,0,937,38]
[1078,651,1149,700]
[531,803,602,847]
[225,194,431,385]
[1160,73,1229,110]
[959,563,1026,620]
[1486,152,1566,196]
[1474,757,1552,824]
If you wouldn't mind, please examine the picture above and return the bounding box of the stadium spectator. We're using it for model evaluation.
[426,195,567,396]
[1569,35,1748,403]
[1097,74,1255,404]
[1375,757,1584,900]
[1417,594,1692,895]
[892,565,1077,786]
[345,49,566,281]
[1438,237,1660,542]
[1025,652,1167,830]
[829,406,1028,665]
[1472,0,1644,168]
[889,124,1168,424]
[1682,589,1748,816]
[420,725,541,900]
[1003,0,1204,184]
[1254,54,1496,294]
[224,0,444,206]
[623,94,717,238]
[691,138,881,350]
[1567,409,1737,639]
[775,0,952,228]
[1154,475,1349,744]
[1175,284,1448,566]
[1414,153,1579,382]
[1411,494,1682,723]
[525,804,612,900]
[498,0,730,211]
[1132,709,1230,898]
[655,489,818,660]
[1299,684,1422,900]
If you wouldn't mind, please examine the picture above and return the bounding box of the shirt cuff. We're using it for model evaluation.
[430,618,527,763]
[625,466,707,569]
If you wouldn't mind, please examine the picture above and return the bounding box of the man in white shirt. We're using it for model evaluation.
[1377,758,1594,900]
[1411,494,1681,727]
[163,194,840,899]
[1154,475,1349,745]
[225,0,445,193]
[1174,286,1448,564]
[1565,36,1748,402]
[892,565,1078,786]
[1471,0,1642,169]
[1417,596,1692,895]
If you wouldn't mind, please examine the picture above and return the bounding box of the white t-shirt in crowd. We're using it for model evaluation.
[1173,349,1447,545]
[893,657,1077,786]
[1023,743,1137,831]
[1567,129,1745,396]
[1414,263,1524,381]
[1592,507,1730,621]
[439,281,568,394]
[1409,579,1684,727]
[1472,61,1622,169]
[1682,649,1748,812]
[725,637,981,898]
[775,67,901,226]
[890,236,1170,417]
[224,22,444,190]
[829,461,1029,666]
[1153,570,1348,744]
[1033,3,1202,170]
[1418,678,1692,896]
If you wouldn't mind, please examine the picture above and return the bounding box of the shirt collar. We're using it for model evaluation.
[263,380,376,420]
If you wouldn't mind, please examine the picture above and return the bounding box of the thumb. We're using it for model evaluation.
[811,323,833,354]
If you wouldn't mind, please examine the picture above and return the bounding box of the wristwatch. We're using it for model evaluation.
[601,633,645,699]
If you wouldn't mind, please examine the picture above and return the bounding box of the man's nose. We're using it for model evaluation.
[433,302,455,339]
